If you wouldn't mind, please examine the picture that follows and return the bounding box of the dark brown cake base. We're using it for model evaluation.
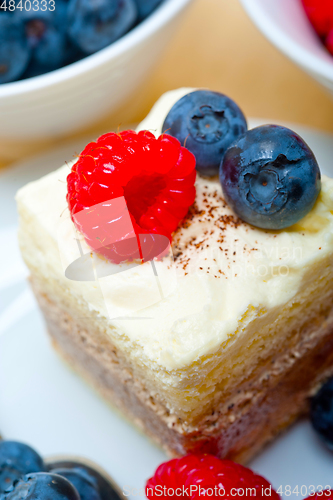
[31,276,333,464]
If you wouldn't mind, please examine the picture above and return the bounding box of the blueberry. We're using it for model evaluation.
[0,441,45,493]
[0,14,31,84]
[50,468,102,500]
[162,90,247,177]
[1,473,80,499]
[133,0,164,20]
[311,378,333,450]
[47,460,121,500]
[16,2,68,73]
[67,0,137,55]
[220,125,321,229]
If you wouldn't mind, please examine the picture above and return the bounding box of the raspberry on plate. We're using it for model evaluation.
[66,130,196,264]
[304,491,333,500]
[146,455,280,500]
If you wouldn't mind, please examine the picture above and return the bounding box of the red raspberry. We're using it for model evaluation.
[146,455,280,500]
[326,28,333,55]
[305,492,333,500]
[302,0,333,54]
[66,130,196,263]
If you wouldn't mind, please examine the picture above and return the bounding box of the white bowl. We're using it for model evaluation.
[240,0,333,95]
[0,0,192,141]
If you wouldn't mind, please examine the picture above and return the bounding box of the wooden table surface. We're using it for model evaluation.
[1,0,333,169]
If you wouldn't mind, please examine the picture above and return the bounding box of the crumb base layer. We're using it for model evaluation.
[30,276,333,463]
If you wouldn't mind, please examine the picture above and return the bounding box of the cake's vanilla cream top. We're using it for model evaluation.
[17,88,333,370]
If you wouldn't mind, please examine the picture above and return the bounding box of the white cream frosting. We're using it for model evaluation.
[17,89,333,371]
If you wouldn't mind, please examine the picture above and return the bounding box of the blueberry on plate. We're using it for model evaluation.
[1,473,80,500]
[50,468,102,500]
[0,14,31,84]
[311,377,333,450]
[162,90,247,177]
[47,460,121,500]
[220,124,321,230]
[67,0,138,55]
[133,0,164,20]
[0,441,45,494]
[17,1,68,73]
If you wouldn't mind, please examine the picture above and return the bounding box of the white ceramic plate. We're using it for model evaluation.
[1,121,333,499]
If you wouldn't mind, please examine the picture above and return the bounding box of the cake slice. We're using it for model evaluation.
[17,89,333,463]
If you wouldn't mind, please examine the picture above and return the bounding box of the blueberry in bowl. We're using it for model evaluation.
[134,0,165,20]
[0,0,172,84]
[220,124,321,230]
[0,14,31,84]
[67,0,138,55]
[162,90,247,177]
[20,0,69,75]
[0,0,192,143]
